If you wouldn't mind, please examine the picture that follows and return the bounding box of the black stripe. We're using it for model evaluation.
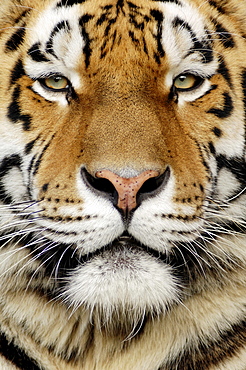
[223,217,246,234]
[214,21,235,48]
[160,319,246,369]
[150,9,165,64]
[208,0,226,14]
[151,0,182,4]
[128,30,140,47]
[127,2,147,31]
[172,17,191,32]
[56,0,87,6]
[31,135,55,176]
[29,239,80,281]
[0,182,12,204]
[207,92,233,118]
[10,59,25,86]
[28,43,50,63]
[7,86,22,123]
[7,85,32,130]
[217,56,232,87]
[193,41,213,64]
[217,155,246,183]
[242,69,246,114]
[208,141,216,155]
[46,20,71,57]
[96,5,113,26]
[79,14,94,68]
[0,332,41,370]
[197,84,218,99]
[0,154,22,204]
[241,69,246,155]
[212,126,222,137]
[173,17,213,64]
[13,10,30,25]
[24,136,40,155]
[5,27,26,52]
[0,154,22,177]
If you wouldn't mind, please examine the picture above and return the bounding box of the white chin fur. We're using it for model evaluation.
[63,245,179,322]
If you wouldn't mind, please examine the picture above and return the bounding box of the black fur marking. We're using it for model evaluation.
[193,40,213,64]
[128,2,146,31]
[160,319,246,370]
[13,10,30,25]
[5,27,26,52]
[128,30,140,46]
[172,17,213,63]
[96,4,120,59]
[10,59,25,86]
[242,69,246,115]
[214,22,235,48]
[102,17,116,39]
[30,239,80,281]
[207,92,233,118]
[242,69,246,155]
[212,127,222,137]
[7,86,32,130]
[32,137,55,176]
[97,2,152,59]
[150,9,165,64]
[79,14,94,68]
[0,155,22,178]
[208,0,226,14]
[28,43,50,63]
[0,154,22,204]
[56,0,87,6]
[46,21,71,58]
[151,0,182,4]
[198,84,218,99]
[217,155,246,183]
[217,56,232,87]
[42,183,49,192]
[26,154,37,197]
[208,141,216,155]
[0,332,41,370]
[24,137,40,155]
[96,5,114,27]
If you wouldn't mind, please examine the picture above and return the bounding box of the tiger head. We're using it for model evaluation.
[0,0,246,326]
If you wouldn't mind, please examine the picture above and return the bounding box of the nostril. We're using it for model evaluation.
[81,168,118,203]
[81,167,171,215]
[137,166,170,198]
[81,167,170,215]
[136,167,170,208]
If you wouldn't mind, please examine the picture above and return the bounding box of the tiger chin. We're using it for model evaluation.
[63,235,179,332]
[0,0,246,369]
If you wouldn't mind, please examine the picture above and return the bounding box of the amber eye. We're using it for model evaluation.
[173,74,202,91]
[42,75,69,91]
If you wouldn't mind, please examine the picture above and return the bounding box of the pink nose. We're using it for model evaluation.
[95,169,159,213]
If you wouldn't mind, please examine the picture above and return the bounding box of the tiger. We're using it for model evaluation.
[0,0,245,369]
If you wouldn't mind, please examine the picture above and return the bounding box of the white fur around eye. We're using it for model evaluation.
[31,80,69,105]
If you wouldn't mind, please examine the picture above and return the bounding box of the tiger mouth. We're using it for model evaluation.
[78,233,168,265]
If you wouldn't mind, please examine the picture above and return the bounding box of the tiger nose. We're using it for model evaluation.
[95,169,160,213]
[81,167,170,215]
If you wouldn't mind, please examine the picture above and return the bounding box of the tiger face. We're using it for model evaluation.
[0,0,246,328]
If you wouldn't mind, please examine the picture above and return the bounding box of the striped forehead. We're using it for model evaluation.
[159,1,211,61]
[26,2,85,76]
[25,0,214,78]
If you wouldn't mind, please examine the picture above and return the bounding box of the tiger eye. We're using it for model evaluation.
[173,74,199,90]
[43,76,69,90]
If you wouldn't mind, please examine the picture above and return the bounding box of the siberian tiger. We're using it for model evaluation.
[0,0,245,369]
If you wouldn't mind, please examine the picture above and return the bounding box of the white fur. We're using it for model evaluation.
[65,247,179,320]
